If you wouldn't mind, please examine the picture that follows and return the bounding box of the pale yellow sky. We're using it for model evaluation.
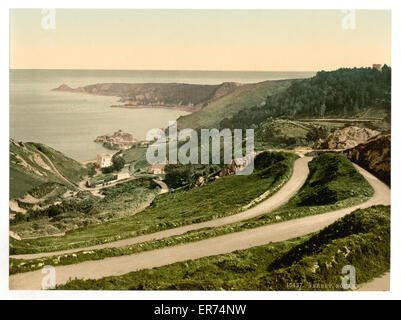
[10,9,391,71]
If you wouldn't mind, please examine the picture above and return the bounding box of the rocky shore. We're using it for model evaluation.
[94,130,149,150]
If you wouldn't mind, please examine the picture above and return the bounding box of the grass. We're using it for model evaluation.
[10,178,160,239]
[9,141,90,199]
[55,205,390,290]
[10,153,374,274]
[28,142,88,184]
[9,152,297,255]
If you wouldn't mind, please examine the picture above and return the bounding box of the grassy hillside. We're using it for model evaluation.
[9,152,297,254]
[10,177,161,239]
[293,153,371,206]
[10,153,375,273]
[56,205,390,290]
[177,80,293,130]
[11,152,375,276]
[9,140,89,199]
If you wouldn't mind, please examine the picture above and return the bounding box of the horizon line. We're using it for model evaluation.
[9,68,321,73]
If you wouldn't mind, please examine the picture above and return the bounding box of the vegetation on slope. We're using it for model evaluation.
[56,205,390,290]
[10,153,374,273]
[9,152,297,255]
[10,140,89,199]
[10,178,160,239]
[177,80,293,130]
[220,66,391,132]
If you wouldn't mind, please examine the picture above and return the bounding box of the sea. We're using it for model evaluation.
[10,69,315,161]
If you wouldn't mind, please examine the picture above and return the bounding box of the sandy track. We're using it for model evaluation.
[36,150,76,188]
[357,272,390,291]
[9,160,390,290]
[11,157,311,260]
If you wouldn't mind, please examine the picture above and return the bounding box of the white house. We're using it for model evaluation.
[146,163,166,175]
[97,154,112,168]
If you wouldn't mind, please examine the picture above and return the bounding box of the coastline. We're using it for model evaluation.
[110,104,196,113]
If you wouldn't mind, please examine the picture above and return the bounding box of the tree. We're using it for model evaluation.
[112,155,125,171]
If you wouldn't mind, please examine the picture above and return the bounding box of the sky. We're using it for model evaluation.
[10,9,391,71]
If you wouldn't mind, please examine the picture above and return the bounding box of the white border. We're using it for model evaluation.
[1,0,399,300]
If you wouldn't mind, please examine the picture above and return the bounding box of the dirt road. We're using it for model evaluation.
[357,273,390,291]
[9,160,390,290]
[11,157,311,260]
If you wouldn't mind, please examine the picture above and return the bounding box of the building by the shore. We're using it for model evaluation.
[147,163,166,175]
[97,154,112,168]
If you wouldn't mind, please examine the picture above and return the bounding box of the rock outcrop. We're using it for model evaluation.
[94,130,139,150]
[219,154,255,177]
[344,134,391,185]
[317,126,380,150]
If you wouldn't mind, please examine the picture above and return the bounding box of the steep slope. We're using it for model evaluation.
[343,134,391,185]
[177,79,293,130]
[9,139,88,199]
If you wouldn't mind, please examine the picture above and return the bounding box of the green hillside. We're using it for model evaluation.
[177,79,293,130]
[9,140,89,199]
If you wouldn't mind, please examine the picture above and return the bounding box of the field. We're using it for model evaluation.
[56,205,390,290]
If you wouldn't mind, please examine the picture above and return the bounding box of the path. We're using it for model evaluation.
[357,273,390,291]
[9,160,390,290]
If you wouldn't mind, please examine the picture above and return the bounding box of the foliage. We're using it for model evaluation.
[9,178,160,240]
[101,153,126,173]
[220,67,391,132]
[164,164,221,189]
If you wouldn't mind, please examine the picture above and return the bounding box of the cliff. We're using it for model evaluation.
[317,126,380,150]
[343,134,391,185]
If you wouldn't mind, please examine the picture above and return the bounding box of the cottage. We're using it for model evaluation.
[147,163,166,175]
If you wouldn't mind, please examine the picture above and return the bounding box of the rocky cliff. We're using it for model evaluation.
[317,126,380,150]
[343,134,391,185]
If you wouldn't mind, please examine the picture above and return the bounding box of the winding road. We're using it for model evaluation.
[11,157,311,260]
[9,157,391,290]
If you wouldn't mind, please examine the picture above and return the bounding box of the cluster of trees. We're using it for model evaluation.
[164,164,222,189]
[101,153,126,174]
[219,66,391,130]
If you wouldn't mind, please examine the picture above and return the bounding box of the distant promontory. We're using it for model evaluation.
[52,82,242,111]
